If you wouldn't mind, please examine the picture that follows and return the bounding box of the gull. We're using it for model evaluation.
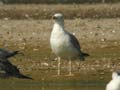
[106,72,120,90]
[50,13,89,76]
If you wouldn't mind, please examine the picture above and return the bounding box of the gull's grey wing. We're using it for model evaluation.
[68,33,89,60]
[68,33,81,51]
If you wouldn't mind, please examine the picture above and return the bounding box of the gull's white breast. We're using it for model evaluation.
[50,27,79,59]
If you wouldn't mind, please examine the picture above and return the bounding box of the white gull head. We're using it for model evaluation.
[53,13,64,26]
[106,72,120,90]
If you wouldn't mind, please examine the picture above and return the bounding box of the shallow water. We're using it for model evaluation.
[0,80,106,90]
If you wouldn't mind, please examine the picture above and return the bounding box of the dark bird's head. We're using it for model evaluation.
[14,51,24,56]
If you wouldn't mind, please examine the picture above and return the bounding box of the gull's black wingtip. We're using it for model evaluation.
[82,52,90,57]
[79,52,90,61]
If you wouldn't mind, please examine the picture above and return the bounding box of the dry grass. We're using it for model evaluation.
[0,4,120,19]
[2,0,120,4]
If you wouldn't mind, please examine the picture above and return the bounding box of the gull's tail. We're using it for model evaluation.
[82,52,90,57]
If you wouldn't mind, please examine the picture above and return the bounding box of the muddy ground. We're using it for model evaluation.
[0,4,120,19]
[0,18,120,82]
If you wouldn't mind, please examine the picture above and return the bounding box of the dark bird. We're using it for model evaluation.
[0,49,32,79]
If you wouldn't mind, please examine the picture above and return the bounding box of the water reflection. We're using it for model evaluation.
[41,86,104,90]
[0,80,106,90]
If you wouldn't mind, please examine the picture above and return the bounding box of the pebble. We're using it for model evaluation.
[41,62,49,67]
[33,48,39,51]
[111,30,116,33]
[19,46,25,50]
[101,33,105,36]
[32,32,36,36]
[90,32,93,34]
[24,14,30,18]
[4,17,9,21]
[72,32,76,35]
[101,38,105,42]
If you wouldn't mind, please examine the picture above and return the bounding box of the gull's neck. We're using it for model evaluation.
[112,72,118,79]
[53,21,65,32]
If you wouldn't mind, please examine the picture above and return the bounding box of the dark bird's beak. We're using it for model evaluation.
[17,52,24,56]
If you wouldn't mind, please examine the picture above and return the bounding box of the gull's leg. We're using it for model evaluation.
[68,58,74,76]
[57,57,61,76]
[68,59,72,75]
